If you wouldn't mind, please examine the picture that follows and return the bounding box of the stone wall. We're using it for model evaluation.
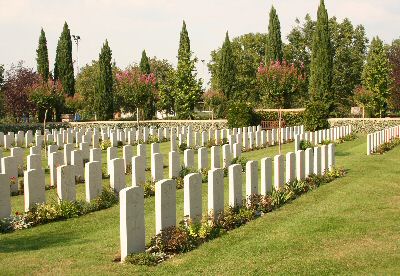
[69,120,228,132]
[328,118,400,133]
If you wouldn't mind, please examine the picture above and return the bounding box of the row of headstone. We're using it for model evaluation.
[294,125,352,152]
[119,142,335,261]
[367,125,400,155]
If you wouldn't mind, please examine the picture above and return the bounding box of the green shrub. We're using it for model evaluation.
[150,225,197,254]
[299,140,313,150]
[142,180,155,197]
[226,102,257,128]
[100,139,111,150]
[178,143,188,153]
[124,252,163,266]
[230,157,248,172]
[376,138,400,154]
[303,101,329,131]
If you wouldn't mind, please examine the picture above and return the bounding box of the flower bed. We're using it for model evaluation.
[123,168,346,266]
[0,188,118,233]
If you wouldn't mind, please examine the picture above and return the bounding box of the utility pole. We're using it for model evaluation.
[72,35,81,75]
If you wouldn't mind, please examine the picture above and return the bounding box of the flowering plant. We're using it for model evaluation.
[257,60,305,108]
[115,68,158,117]
[9,176,17,185]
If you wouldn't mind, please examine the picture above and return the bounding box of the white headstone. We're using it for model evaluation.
[246,160,258,198]
[260,157,272,196]
[85,161,102,202]
[169,151,180,179]
[208,168,224,217]
[120,186,146,261]
[296,150,305,181]
[71,150,84,180]
[211,146,221,169]
[0,173,11,218]
[132,155,146,187]
[229,164,242,208]
[184,173,202,222]
[155,179,176,234]
[57,165,76,202]
[305,148,314,178]
[110,158,126,193]
[24,169,46,211]
[198,147,208,171]
[184,149,194,169]
[151,153,164,182]
[274,154,284,190]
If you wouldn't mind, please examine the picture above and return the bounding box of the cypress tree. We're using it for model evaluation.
[36,28,49,81]
[308,0,333,109]
[218,31,236,100]
[174,21,202,119]
[265,6,283,63]
[95,40,114,120]
[139,50,151,74]
[362,37,392,117]
[54,22,75,96]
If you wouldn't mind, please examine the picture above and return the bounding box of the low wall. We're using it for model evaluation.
[69,120,229,132]
[0,122,68,134]
[328,118,400,133]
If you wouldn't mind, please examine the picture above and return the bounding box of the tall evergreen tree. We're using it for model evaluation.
[174,21,202,119]
[265,6,283,63]
[139,50,151,74]
[308,0,333,109]
[362,37,392,117]
[217,31,236,100]
[54,22,75,96]
[36,28,49,81]
[95,40,114,120]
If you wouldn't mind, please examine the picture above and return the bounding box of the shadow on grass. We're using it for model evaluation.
[336,151,350,157]
[0,229,79,253]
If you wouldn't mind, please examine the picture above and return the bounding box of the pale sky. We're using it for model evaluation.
[0,0,399,86]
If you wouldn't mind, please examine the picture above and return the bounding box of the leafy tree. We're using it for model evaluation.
[303,100,329,131]
[115,68,157,120]
[330,18,368,115]
[36,28,50,81]
[216,32,236,100]
[285,14,367,113]
[309,0,333,110]
[257,60,305,108]
[27,80,64,122]
[0,64,5,117]
[362,37,392,117]
[203,89,227,118]
[0,64,4,90]
[388,39,400,111]
[139,50,151,74]
[284,14,315,74]
[54,22,75,96]
[95,40,114,120]
[2,62,39,122]
[265,6,283,63]
[173,21,202,119]
[354,85,374,117]
[75,60,100,118]
[209,33,267,102]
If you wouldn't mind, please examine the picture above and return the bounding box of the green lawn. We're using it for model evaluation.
[1,136,399,275]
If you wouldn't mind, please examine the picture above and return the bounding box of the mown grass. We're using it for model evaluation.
[1,135,399,275]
